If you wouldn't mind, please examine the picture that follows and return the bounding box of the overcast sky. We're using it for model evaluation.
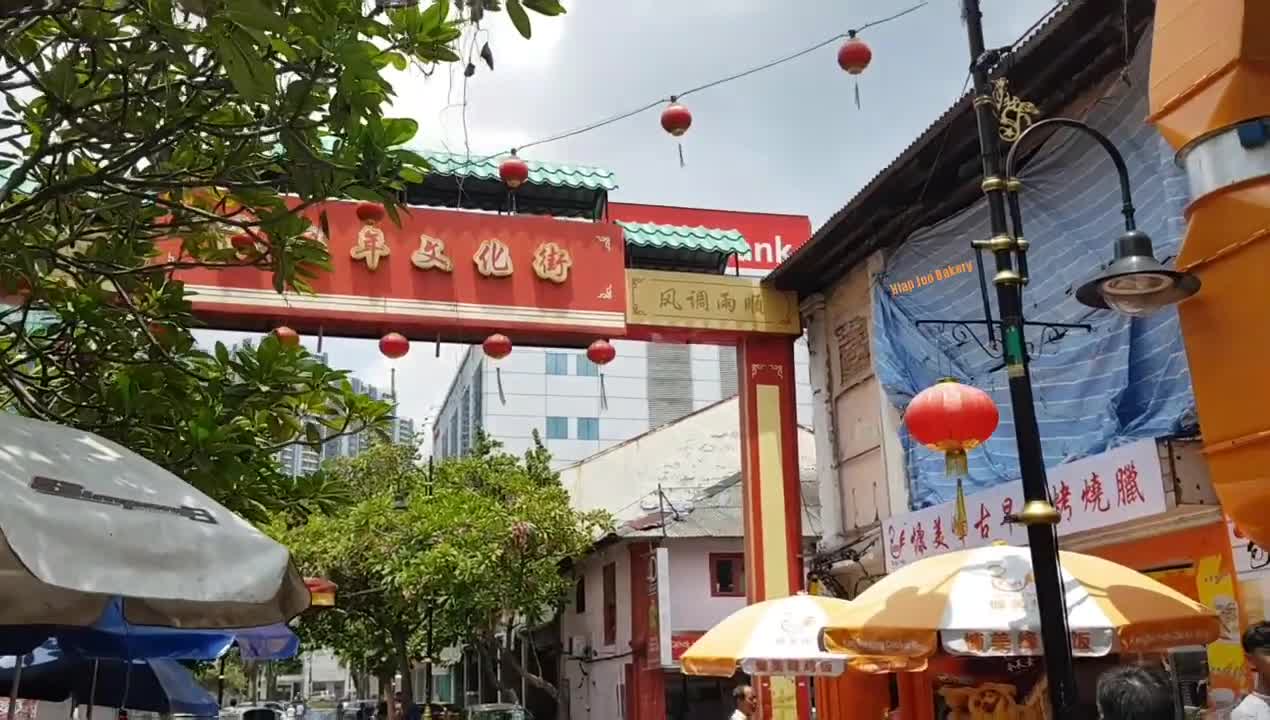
[198,0,1060,448]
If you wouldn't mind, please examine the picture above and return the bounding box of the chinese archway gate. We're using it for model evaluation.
[175,196,809,720]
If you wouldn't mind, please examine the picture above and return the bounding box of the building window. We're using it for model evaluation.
[460,387,471,454]
[577,417,600,441]
[576,355,600,377]
[709,553,746,597]
[545,416,568,440]
[546,352,569,375]
[602,562,617,646]
[575,577,586,614]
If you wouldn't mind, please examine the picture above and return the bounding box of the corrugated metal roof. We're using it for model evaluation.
[612,473,820,540]
[415,148,618,192]
[616,221,749,255]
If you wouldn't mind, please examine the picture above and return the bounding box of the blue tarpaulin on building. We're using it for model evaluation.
[872,38,1198,510]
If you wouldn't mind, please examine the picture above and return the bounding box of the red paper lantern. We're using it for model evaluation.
[499,155,530,190]
[904,378,999,476]
[379,332,409,359]
[660,102,692,137]
[837,35,872,75]
[273,325,300,348]
[483,333,512,361]
[355,202,385,224]
[586,339,616,366]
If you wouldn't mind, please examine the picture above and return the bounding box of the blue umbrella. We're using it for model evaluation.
[0,642,219,715]
[0,598,300,660]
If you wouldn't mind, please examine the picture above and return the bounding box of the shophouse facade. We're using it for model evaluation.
[554,398,820,720]
[769,2,1269,717]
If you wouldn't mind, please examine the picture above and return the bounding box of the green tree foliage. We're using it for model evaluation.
[274,437,609,706]
[0,0,563,520]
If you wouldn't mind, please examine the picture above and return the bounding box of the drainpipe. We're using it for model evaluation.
[800,294,845,548]
[1148,0,1270,547]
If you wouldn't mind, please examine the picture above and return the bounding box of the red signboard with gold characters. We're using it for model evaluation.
[172,201,628,343]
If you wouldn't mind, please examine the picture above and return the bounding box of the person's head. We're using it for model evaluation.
[733,684,756,717]
[1095,664,1172,720]
[1243,621,1270,682]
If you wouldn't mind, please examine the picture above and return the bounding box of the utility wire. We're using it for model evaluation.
[470,2,928,160]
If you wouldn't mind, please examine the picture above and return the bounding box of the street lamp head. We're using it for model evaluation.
[1075,229,1200,317]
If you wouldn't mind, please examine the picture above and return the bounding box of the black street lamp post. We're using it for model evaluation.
[958,2,1202,719]
[958,2,1079,716]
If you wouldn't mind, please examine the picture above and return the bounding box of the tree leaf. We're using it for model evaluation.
[213,26,277,101]
[523,0,565,15]
[225,0,287,33]
[505,0,531,39]
[382,118,419,146]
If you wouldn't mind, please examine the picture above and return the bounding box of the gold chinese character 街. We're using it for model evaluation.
[474,238,513,277]
[350,224,389,270]
[531,241,572,284]
[411,234,453,272]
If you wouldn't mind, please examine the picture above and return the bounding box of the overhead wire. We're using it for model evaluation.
[453,1,929,163]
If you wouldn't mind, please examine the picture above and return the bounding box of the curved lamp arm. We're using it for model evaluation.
[1004,117,1137,231]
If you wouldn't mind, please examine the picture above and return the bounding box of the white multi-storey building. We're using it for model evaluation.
[432,339,812,468]
[273,354,416,477]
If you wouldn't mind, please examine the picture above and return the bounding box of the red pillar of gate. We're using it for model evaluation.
[737,335,810,720]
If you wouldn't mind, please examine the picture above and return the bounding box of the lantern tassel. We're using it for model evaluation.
[677,142,685,168]
[496,366,506,405]
[953,477,969,544]
[600,373,608,411]
[854,81,861,110]
[945,448,968,477]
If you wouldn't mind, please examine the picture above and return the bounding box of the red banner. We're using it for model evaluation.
[172,201,628,342]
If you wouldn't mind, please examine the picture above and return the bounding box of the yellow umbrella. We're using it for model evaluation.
[681,593,923,677]
[820,544,1219,663]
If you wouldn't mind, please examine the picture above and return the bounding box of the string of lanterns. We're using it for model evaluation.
[491,3,911,184]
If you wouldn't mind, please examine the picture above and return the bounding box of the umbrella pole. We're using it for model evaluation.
[217,657,226,707]
[6,657,23,720]
[86,660,99,720]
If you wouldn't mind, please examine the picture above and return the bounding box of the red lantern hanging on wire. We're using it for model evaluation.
[660,99,693,168]
[586,339,616,409]
[499,152,530,190]
[355,202,386,224]
[379,332,409,359]
[273,325,300,348]
[379,332,410,399]
[903,377,999,477]
[499,151,530,214]
[483,333,513,403]
[836,30,872,109]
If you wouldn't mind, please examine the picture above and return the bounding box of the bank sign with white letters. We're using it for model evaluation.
[882,439,1168,572]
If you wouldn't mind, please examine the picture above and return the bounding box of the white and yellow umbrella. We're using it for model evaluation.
[820,544,1220,663]
[680,593,921,677]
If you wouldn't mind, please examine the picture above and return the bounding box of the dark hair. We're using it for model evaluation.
[733,685,753,703]
[1243,621,1270,654]
[1096,665,1172,720]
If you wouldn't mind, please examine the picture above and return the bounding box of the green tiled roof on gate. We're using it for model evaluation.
[617,221,749,255]
[414,148,618,192]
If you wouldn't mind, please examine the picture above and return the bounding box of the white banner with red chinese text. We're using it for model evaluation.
[883,439,1167,572]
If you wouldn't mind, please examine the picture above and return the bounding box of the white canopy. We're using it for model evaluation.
[0,413,309,628]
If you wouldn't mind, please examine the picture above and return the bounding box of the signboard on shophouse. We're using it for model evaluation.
[883,439,1168,572]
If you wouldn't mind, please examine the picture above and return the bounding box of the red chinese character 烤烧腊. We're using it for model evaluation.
[1081,473,1110,513]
